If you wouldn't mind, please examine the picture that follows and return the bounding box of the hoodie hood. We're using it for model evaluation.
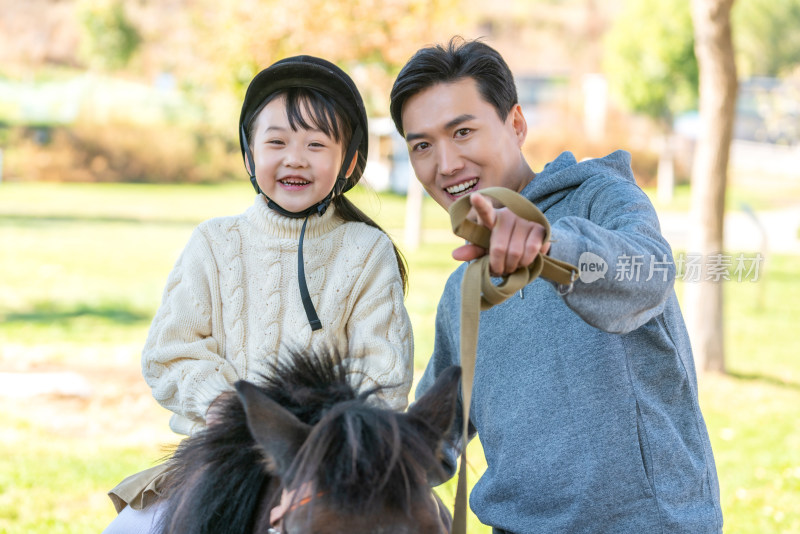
[521,150,635,211]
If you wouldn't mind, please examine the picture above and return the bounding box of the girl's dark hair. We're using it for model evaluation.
[389,36,519,136]
[248,87,408,293]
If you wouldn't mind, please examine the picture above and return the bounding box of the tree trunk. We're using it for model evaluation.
[684,0,738,374]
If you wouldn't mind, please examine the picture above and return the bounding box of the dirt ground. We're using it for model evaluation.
[1,358,177,448]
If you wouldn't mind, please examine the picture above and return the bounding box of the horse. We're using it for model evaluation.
[153,353,461,534]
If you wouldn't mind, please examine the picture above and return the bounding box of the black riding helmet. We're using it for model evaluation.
[238,55,369,218]
[238,56,369,332]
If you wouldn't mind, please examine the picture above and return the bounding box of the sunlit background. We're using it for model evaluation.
[1,0,798,532]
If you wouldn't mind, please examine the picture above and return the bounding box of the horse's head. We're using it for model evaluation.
[236,365,461,534]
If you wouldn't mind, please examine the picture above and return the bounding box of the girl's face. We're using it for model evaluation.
[251,95,354,213]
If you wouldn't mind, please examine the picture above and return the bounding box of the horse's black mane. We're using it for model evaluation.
[157,352,442,534]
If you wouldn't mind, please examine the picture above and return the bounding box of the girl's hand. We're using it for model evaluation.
[205,391,234,426]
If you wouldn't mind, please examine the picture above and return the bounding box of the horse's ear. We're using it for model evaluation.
[236,380,311,476]
[404,365,461,456]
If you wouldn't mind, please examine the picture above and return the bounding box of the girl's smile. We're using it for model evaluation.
[278,174,312,190]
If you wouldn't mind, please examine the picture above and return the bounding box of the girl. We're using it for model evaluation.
[104,56,413,532]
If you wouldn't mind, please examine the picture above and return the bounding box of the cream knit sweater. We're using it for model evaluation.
[142,196,413,436]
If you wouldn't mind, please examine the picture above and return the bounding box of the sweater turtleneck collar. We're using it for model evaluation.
[245,195,344,239]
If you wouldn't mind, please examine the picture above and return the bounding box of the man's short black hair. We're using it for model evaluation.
[389,37,518,137]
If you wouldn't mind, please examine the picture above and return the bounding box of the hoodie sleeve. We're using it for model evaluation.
[547,176,676,334]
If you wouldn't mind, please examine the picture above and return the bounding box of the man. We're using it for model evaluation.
[390,38,722,533]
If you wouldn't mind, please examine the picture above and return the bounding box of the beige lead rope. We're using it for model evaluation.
[448,187,579,534]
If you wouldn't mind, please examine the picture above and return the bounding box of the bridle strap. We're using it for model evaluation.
[448,187,579,534]
[268,483,323,533]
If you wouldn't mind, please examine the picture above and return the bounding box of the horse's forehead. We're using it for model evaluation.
[284,491,445,534]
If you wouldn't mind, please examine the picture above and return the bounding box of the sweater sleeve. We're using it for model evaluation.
[345,235,413,411]
[548,178,676,334]
[141,227,238,435]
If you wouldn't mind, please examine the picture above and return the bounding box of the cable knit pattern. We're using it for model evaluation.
[142,196,413,436]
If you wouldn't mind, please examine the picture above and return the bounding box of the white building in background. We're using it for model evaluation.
[674,77,800,182]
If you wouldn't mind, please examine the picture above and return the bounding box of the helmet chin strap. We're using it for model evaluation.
[241,126,363,331]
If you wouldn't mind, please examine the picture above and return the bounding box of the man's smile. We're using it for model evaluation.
[445,178,478,197]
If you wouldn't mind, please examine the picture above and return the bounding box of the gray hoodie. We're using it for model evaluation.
[416,151,722,533]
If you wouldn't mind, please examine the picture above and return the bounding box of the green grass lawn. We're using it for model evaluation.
[641,175,800,213]
[1,182,798,533]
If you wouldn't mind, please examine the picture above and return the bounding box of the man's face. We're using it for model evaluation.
[400,78,529,210]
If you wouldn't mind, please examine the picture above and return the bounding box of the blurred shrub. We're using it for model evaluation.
[525,134,661,188]
[2,121,242,183]
[522,108,664,188]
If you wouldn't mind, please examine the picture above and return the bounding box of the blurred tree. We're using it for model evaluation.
[684,0,738,374]
[733,0,800,78]
[603,0,698,200]
[461,0,625,74]
[603,0,698,127]
[0,0,82,73]
[78,0,142,71]
[182,0,464,119]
